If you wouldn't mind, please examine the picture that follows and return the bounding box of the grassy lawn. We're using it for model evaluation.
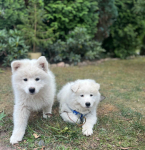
[0,57,145,150]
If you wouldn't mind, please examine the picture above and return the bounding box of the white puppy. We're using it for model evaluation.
[57,79,101,136]
[10,56,56,144]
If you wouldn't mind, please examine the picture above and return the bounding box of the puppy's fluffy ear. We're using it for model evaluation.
[100,95,106,101]
[11,61,21,73]
[37,56,49,72]
[71,83,80,93]
[95,83,100,90]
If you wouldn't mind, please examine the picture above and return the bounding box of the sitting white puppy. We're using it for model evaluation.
[57,79,101,136]
[10,56,56,144]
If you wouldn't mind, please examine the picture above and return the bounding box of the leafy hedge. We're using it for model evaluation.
[102,0,145,58]
[44,27,105,63]
[44,0,99,39]
[0,0,26,29]
[95,0,118,41]
[1,0,145,66]
[18,0,55,53]
[0,29,29,66]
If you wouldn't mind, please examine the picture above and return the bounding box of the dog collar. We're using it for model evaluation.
[68,107,88,121]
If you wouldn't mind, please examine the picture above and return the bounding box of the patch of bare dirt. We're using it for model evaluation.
[0,132,16,150]
[0,145,16,150]
[98,104,118,116]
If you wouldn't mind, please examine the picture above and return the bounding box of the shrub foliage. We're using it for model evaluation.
[44,0,99,39]
[0,0,26,29]
[0,29,29,66]
[44,27,105,63]
[18,0,56,52]
[95,0,118,42]
[0,0,145,66]
[102,0,145,58]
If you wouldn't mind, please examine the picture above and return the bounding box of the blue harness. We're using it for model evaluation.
[69,108,88,121]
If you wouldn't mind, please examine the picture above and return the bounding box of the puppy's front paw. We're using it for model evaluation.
[10,134,23,145]
[82,128,93,136]
[10,130,25,145]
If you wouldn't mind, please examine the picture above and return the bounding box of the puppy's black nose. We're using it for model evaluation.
[29,88,35,94]
[85,102,90,107]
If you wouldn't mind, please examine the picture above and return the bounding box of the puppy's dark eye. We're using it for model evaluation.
[23,78,28,81]
[80,95,84,97]
[35,78,40,81]
[90,94,93,97]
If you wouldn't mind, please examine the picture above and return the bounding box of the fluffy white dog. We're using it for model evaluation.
[10,56,56,144]
[57,79,101,136]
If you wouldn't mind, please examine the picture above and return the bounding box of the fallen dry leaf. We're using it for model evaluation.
[33,133,40,138]
[41,146,45,150]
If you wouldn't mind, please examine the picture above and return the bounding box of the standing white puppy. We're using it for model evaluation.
[57,79,101,136]
[10,56,56,144]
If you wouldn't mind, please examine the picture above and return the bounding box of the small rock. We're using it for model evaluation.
[84,60,92,65]
[38,140,45,146]
[112,58,119,61]
[78,61,87,67]
[65,63,70,67]
[104,58,111,61]
[50,64,57,67]
[96,60,102,64]
[57,62,65,67]
[89,61,97,65]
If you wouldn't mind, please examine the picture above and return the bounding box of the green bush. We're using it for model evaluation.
[0,0,26,29]
[44,0,99,39]
[44,27,105,63]
[134,0,145,14]
[95,0,118,41]
[18,0,56,52]
[102,0,145,59]
[134,0,145,55]
[0,29,29,66]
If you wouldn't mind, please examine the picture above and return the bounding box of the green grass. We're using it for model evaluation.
[0,57,145,149]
